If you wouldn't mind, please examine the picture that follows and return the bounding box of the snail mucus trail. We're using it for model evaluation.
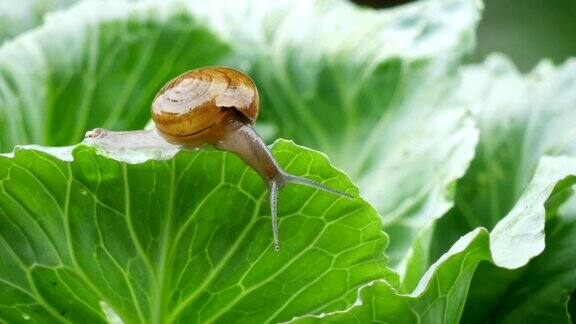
[85,67,352,251]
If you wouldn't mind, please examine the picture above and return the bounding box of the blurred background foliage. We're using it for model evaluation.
[2,0,574,72]
[356,0,576,71]
[471,0,576,71]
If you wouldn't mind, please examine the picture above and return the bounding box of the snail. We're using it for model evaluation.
[87,67,351,251]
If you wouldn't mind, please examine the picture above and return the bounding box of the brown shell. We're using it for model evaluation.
[151,67,259,145]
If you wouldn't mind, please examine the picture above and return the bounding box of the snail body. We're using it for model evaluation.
[89,67,351,251]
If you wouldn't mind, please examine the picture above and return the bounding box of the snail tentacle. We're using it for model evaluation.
[269,180,281,251]
[283,174,353,199]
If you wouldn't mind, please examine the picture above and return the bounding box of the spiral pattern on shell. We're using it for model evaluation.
[151,67,259,141]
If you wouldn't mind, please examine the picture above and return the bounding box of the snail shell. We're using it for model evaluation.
[151,67,259,146]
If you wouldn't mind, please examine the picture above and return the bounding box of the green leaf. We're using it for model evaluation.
[465,210,576,324]
[0,0,230,150]
[0,139,397,323]
[453,55,576,229]
[293,228,491,324]
[0,0,482,282]
[298,155,576,323]
[432,55,576,322]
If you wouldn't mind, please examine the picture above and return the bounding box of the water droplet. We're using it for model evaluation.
[22,313,30,320]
